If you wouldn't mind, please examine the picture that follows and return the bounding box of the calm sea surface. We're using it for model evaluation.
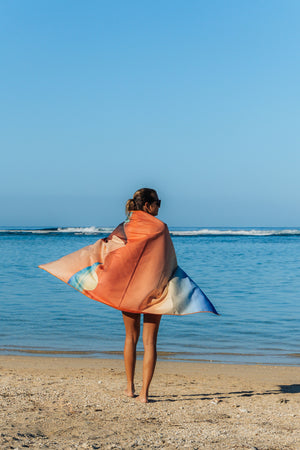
[0,226,299,365]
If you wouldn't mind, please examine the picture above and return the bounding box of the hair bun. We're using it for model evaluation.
[125,188,158,215]
[125,198,136,214]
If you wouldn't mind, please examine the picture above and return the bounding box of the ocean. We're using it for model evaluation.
[0,226,299,365]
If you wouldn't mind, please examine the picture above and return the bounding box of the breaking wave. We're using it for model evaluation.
[0,226,114,235]
[169,228,300,237]
[1,227,300,236]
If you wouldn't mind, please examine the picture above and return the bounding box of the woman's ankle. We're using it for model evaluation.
[124,382,135,397]
[137,390,148,403]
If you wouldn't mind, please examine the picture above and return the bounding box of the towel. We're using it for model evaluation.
[39,211,218,315]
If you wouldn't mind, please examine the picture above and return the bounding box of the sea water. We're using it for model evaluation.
[0,226,299,365]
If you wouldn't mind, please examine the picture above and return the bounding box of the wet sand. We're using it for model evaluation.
[0,356,299,449]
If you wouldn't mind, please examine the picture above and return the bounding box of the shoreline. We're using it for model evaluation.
[2,353,300,367]
[1,349,299,366]
[1,356,299,449]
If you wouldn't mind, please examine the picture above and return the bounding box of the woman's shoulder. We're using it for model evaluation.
[127,211,168,235]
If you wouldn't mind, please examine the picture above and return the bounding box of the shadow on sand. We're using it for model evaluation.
[150,384,300,402]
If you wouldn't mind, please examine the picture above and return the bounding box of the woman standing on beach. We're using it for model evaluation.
[39,188,218,403]
[122,189,163,403]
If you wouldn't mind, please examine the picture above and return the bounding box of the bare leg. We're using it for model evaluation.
[122,311,140,397]
[137,314,162,403]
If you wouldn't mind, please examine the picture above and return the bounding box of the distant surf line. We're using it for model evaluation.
[1,227,300,237]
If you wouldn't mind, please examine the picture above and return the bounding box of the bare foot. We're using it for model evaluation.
[136,394,148,403]
[124,385,135,397]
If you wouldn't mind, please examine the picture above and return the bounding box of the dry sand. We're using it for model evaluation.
[0,356,299,449]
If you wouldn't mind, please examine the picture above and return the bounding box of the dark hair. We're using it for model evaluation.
[125,188,158,215]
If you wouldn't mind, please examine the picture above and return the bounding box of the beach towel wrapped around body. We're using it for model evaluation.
[39,211,218,315]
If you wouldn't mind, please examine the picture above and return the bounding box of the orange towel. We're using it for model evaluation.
[39,211,218,315]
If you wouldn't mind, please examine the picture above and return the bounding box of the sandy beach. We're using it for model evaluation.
[0,356,299,449]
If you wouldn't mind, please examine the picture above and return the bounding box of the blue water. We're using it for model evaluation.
[0,226,299,365]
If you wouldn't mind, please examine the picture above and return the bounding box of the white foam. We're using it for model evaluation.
[57,226,113,234]
[0,227,114,235]
[170,229,300,236]
[0,227,300,236]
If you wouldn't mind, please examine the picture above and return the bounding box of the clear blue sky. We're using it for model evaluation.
[1,0,299,227]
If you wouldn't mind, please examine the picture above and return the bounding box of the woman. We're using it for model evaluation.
[122,188,163,403]
[39,188,218,403]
